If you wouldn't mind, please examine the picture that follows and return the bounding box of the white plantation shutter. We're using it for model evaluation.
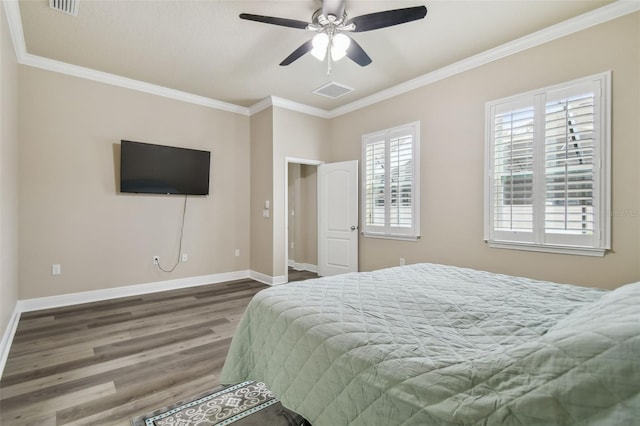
[492,104,535,241]
[362,122,420,239]
[389,133,414,228]
[364,138,386,228]
[544,87,597,246]
[485,73,610,255]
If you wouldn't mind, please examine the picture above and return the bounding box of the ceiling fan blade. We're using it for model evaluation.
[239,13,309,30]
[347,6,427,32]
[346,38,372,66]
[279,39,314,66]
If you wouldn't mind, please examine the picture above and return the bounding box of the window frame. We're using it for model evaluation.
[361,121,421,241]
[484,72,611,256]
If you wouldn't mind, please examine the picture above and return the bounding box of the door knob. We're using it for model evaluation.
[351,225,358,231]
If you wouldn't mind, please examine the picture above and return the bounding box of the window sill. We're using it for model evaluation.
[486,240,606,257]
[363,233,420,242]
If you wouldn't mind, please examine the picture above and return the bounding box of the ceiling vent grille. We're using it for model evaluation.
[312,81,354,99]
[49,0,79,16]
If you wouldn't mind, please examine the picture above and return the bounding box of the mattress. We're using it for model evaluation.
[220,263,640,425]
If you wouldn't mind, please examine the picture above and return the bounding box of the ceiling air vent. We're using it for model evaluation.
[49,0,79,16]
[312,81,354,99]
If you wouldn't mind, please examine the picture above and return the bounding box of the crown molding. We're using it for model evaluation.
[248,97,274,116]
[270,96,331,119]
[3,0,26,60]
[4,0,638,119]
[327,0,640,118]
[20,53,251,115]
[248,96,331,119]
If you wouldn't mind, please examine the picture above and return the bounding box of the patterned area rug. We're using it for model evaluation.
[131,381,309,426]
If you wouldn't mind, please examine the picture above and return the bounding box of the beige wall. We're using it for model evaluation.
[329,13,640,289]
[7,10,638,308]
[1,5,19,332]
[18,67,251,299]
[249,108,274,277]
[273,107,329,278]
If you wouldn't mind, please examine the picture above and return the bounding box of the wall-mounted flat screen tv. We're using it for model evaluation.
[120,140,210,195]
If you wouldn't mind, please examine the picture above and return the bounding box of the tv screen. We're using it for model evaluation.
[120,140,210,195]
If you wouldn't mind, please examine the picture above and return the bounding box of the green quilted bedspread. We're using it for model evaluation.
[220,263,640,425]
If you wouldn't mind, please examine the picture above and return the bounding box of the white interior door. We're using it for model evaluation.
[318,160,359,276]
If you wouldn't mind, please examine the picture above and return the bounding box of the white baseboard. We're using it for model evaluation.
[304,264,318,273]
[288,261,318,273]
[249,270,287,286]
[272,275,288,285]
[18,270,252,313]
[0,305,22,379]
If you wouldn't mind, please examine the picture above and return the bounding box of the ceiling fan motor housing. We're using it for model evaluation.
[322,0,346,22]
[312,9,346,28]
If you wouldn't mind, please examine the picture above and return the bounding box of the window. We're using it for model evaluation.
[485,72,611,256]
[362,122,420,240]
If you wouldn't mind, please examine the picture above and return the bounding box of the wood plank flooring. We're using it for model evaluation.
[288,269,318,282]
[0,279,268,426]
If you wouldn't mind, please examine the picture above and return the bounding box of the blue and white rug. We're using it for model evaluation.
[131,381,308,426]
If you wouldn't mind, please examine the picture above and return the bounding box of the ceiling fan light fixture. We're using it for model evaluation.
[311,33,329,61]
[330,33,350,61]
[239,3,427,69]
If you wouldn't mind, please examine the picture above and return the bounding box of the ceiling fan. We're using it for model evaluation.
[239,0,427,73]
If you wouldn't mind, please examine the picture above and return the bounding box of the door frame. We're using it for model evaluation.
[284,157,324,283]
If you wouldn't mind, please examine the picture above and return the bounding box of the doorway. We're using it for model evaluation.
[285,158,322,283]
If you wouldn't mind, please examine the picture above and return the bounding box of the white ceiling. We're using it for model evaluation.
[14,0,619,111]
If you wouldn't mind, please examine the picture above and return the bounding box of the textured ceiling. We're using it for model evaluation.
[18,0,614,110]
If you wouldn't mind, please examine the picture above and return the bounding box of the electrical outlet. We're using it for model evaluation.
[181,253,188,262]
[400,258,405,266]
[153,256,160,265]
[235,249,240,257]
[52,264,61,275]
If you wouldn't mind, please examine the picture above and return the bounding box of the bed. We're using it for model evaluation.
[219,263,640,425]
